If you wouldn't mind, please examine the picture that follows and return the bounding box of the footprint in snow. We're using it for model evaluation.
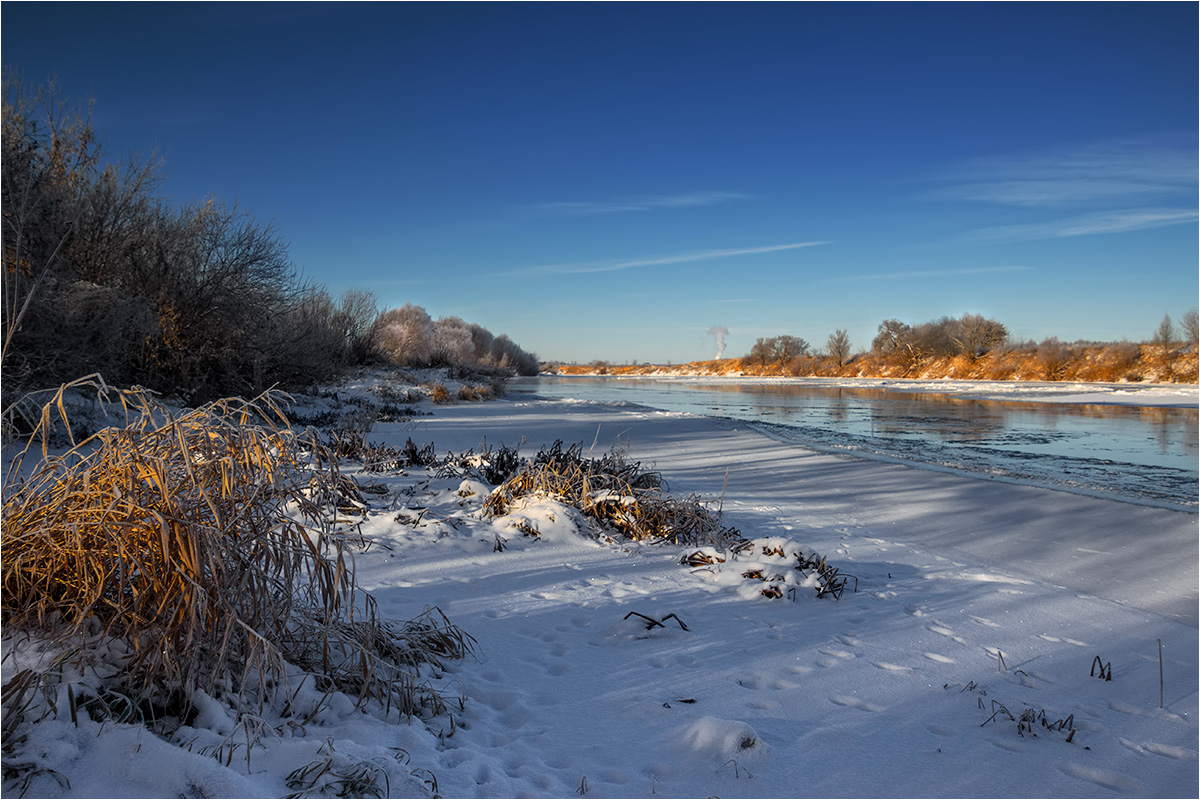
[818,648,856,659]
[1119,738,1196,759]
[1038,634,1088,646]
[871,661,911,672]
[830,696,884,712]
[1060,763,1142,795]
[927,624,967,644]
[1108,701,1186,721]
[923,652,955,664]
[969,615,1001,628]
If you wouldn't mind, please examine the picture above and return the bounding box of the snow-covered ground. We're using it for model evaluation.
[3,383,1197,798]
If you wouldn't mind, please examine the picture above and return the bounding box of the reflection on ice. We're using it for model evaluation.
[514,377,1199,510]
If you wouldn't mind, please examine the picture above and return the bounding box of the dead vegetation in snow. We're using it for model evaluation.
[1,379,475,783]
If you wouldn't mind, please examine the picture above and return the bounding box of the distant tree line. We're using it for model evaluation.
[2,79,536,407]
[736,310,1198,383]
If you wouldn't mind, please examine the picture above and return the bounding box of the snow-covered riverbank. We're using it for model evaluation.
[4,392,1196,798]
[538,374,1200,408]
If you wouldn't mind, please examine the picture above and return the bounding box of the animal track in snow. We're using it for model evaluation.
[923,652,955,663]
[830,696,884,712]
[926,624,967,644]
[1109,702,1185,721]
[818,648,856,659]
[1061,763,1142,795]
[1037,634,1088,646]
[1119,739,1195,759]
[969,615,1001,628]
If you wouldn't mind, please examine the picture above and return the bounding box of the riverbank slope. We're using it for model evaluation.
[4,394,1196,798]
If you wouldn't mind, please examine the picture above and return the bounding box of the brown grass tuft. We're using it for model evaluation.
[484,440,740,548]
[2,379,472,731]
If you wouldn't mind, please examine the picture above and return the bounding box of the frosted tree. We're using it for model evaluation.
[374,302,434,366]
[433,316,475,366]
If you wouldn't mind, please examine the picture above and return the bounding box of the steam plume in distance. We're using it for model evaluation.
[708,326,729,360]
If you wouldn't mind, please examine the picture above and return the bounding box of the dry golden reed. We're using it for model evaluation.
[2,378,471,727]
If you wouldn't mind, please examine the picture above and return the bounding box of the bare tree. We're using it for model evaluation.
[490,333,538,375]
[1151,314,1177,379]
[746,337,775,370]
[2,77,102,369]
[773,335,809,363]
[872,319,910,354]
[1181,308,1198,349]
[1152,313,1176,352]
[951,313,1008,358]
[468,322,495,364]
[328,289,378,363]
[827,329,852,367]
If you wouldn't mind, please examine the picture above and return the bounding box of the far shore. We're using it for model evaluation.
[530,372,1200,409]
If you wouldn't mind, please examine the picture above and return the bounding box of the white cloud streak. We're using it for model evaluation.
[826,265,1033,283]
[523,191,754,216]
[504,241,828,279]
[936,136,1197,207]
[964,208,1198,242]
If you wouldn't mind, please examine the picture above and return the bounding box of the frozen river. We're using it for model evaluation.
[511,376,1199,511]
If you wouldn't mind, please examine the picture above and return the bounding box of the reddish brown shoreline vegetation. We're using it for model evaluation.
[551,318,1199,384]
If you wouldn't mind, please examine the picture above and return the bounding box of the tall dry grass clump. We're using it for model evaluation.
[2,380,472,734]
[485,440,741,548]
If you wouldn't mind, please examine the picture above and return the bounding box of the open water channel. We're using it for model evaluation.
[510,377,1199,511]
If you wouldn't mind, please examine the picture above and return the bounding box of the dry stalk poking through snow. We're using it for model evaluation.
[484,440,742,548]
[2,380,473,731]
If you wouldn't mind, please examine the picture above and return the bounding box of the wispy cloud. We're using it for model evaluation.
[503,241,828,279]
[523,191,753,216]
[826,265,1032,283]
[964,208,1198,242]
[935,136,1197,207]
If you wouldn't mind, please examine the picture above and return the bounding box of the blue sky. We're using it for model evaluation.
[3,2,1197,364]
